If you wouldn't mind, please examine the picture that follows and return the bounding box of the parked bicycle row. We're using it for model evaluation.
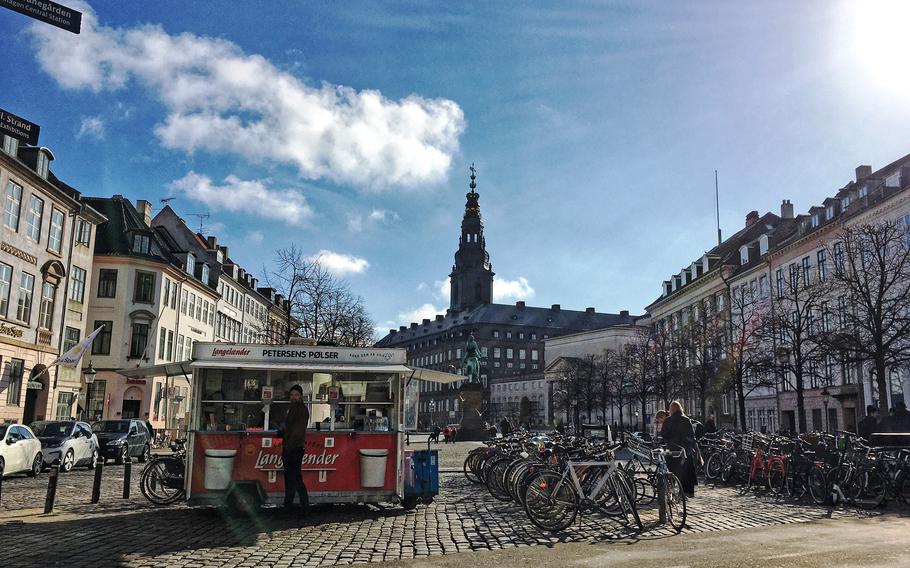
[463,431,687,533]
[698,429,910,510]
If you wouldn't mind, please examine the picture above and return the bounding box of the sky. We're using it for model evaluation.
[2,0,909,339]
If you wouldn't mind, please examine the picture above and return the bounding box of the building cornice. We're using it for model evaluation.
[0,153,82,212]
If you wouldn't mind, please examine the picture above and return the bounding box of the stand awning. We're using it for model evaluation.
[406,367,464,384]
[116,361,192,378]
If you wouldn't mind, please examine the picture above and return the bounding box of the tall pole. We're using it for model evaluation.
[715,170,722,246]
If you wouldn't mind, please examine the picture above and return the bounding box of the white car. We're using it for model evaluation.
[30,420,99,472]
[0,424,43,477]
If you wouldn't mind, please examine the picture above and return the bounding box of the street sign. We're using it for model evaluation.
[0,0,81,34]
[0,107,40,145]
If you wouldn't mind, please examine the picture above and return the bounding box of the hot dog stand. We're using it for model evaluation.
[168,342,456,508]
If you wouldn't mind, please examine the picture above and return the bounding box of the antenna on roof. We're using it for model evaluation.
[715,170,722,246]
[186,212,211,234]
[160,197,176,204]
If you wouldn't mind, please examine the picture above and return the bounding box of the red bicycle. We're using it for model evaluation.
[746,434,788,494]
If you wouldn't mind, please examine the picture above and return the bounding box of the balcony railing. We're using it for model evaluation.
[37,329,53,347]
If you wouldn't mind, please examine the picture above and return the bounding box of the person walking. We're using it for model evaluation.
[431,424,441,444]
[660,400,698,498]
[280,384,310,511]
[857,405,879,440]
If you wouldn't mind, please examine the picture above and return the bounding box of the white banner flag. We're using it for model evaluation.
[51,325,104,368]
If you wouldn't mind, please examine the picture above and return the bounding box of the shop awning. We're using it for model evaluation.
[189,361,413,374]
[405,367,464,384]
[116,361,193,378]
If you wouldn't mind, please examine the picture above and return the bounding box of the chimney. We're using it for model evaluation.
[206,236,217,249]
[585,307,595,314]
[620,310,630,318]
[856,165,872,182]
[422,318,430,325]
[516,300,525,309]
[389,329,396,335]
[900,166,910,189]
[399,325,407,332]
[219,245,230,259]
[250,277,257,289]
[435,315,444,322]
[745,210,759,227]
[551,304,561,311]
[780,199,794,219]
[136,200,152,226]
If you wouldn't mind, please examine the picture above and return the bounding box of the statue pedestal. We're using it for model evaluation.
[457,383,488,441]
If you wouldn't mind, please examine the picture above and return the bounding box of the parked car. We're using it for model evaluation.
[91,420,152,464]
[0,424,43,477]
[30,420,99,472]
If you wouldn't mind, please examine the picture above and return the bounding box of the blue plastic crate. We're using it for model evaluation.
[404,449,438,498]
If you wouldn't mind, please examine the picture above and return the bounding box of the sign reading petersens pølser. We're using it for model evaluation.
[0,0,81,34]
[0,107,40,145]
[193,343,406,365]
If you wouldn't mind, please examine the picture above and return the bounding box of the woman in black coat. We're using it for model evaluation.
[659,400,697,497]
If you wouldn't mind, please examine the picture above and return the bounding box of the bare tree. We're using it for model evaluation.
[649,322,681,410]
[676,306,724,420]
[624,329,658,432]
[550,356,597,431]
[822,221,910,416]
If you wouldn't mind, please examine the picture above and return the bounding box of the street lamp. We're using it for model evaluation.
[820,386,831,433]
[81,361,97,421]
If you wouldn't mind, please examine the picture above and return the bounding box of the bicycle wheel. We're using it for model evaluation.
[704,452,724,480]
[664,472,687,533]
[720,453,738,484]
[848,469,886,510]
[463,449,483,484]
[485,457,514,502]
[807,466,828,505]
[140,457,185,505]
[613,470,643,530]
[523,470,578,532]
[766,460,786,495]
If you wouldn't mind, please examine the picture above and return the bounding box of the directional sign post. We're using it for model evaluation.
[0,107,40,145]
[0,0,82,34]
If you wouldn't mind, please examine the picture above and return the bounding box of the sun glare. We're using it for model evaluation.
[848,0,910,93]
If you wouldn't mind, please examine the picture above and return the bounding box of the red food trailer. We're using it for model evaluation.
[172,342,455,509]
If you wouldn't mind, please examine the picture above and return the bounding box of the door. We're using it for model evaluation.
[128,422,141,456]
[782,411,796,433]
[7,427,28,473]
[76,423,93,461]
[121,400,140,419]
[843,407,857,433]
[23,388,39,426]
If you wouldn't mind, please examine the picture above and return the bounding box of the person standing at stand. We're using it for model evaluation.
[280,384,310,511]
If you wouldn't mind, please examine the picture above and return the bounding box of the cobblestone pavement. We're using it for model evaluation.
[0,458,886,568]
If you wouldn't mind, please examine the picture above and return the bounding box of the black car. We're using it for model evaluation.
[91,420,152,464]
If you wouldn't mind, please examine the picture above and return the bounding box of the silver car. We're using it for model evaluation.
[30,421,99,472]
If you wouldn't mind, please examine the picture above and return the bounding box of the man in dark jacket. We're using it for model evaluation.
[857,405,879,440]
[883,401,910,433]
[281,385,310,509]
[660,401,698,497]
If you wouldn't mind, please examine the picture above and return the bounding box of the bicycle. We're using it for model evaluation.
[140,438,186,505]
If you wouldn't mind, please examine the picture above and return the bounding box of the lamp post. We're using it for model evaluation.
[821,386,831,433]
[81,361,97,421]
[428,400,437,429]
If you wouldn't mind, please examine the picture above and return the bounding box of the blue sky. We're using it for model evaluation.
[2,1,909,337]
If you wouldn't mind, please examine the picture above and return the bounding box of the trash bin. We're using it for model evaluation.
[359,449,390,488]
[204,449,237,490]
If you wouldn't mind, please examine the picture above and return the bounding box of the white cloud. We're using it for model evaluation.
[29,6,465,189]
[347,208,400,233]
[416,282,428,292]
[247,230,265,245]
[170,172,313,225]
[398,303,445,325]
[493,276,535,302]
[308,250,369,276]
[76,116,105,140]
[435,279,450,301]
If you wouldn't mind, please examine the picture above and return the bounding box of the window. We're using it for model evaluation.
[69,266,86,303]
[132,233,150,254]
[3,180,22,231]
[186,253,195,276]
[75,218,91,246]
[834,242,845,274]
[158,327,167,360]
[97,269,117,298]
[716,293,725,311]
[25,194,43,242]
[134,271,155,303]
[811,213,819,228]
[2,135,19,156]
[530,333,537,340]
[38,282,56,329]
[775,268,784,297]
[129,322,149,358]
[817,250,827,281]
[167,330,174,361]
[55,392,74,421]
[176,334,185,361]
[188,293,196,319]
[518,332,525,339]
[492,330,499,338]
[493,347,501,358]
[171,282,178,309]
[531,349,539,361]
[506,331,512,339]
[759,275,769,298]
[859,185,868,198]
[6,358,23,405]
[801,256,811,286]
[841,196,850,211]
[201,263,209,284]
[181,289,188,314]
[89,320,112,355]
[0,262,10,316]
[16,271,34,323]
[63,326,80,352]
[48,208,64,253]
[36,151,49,178]
[506,348,514,359]
[164,278,171,309]
[825,205,834,221]
[195,297,202,320]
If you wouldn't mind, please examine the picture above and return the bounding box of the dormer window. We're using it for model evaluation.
[825,205,834,220]
[2,135,18,156]
[132,233,150,254]
[201,263,210,284]
[186,253,195,275]
[216,250,224,263]
[841,196,850,211]
[859,185,868,198]
[740,245,749,265]
[759,234,769,255]
[36,151,49,179]
[811,213,819,228]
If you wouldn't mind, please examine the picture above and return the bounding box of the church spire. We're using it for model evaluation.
[450,163,494,312]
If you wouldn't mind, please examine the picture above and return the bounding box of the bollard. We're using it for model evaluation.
[657,477,668,524]
[91,458,104,504]
[44,465,60,514]
[123,456,132,499]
